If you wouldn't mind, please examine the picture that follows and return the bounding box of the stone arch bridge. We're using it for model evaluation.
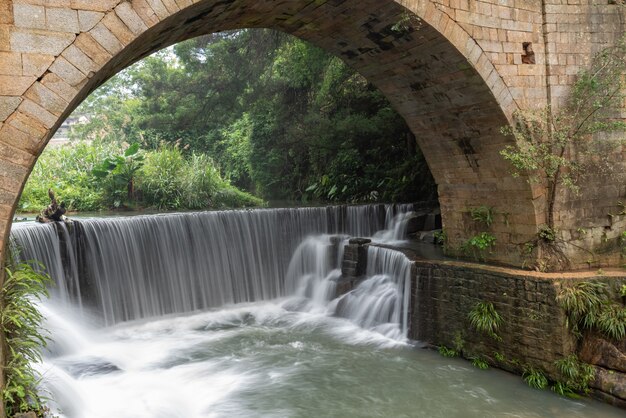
[0,0,624,267]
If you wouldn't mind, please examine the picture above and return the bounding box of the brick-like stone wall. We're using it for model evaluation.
[0,0,624,270]
[412,260,576,374]
[409,257,626,409]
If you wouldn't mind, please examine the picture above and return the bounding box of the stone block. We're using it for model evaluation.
[160,0,180,14]
[146,0,171,20]
[70,0,122,12]
[101,11,134,45]
[74,32,112,66]
[13,3,46,30]
[44,1,72,6]
[174,0,193,7]
[89,22,123,54]
[0,1,12,25]
[24,82,68,116]
[0,96,21,121]
[19,98,58,129]
[62,44,98,74]
[22,53,54,77]
[0,157,28,190]
[115,2,148,35]
[46,7,80,33]
[0,52,22,75]
[0,25,9,51]
[0,75,35,96]
[10,28,75,55]
[0,122,40,154]
[49,56,86,86]
[131,0,160,27]
[0,141,33,167]
[40,72,77,102]
[78,10,104,32]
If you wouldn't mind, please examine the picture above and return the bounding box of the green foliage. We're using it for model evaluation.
[620,284,626,297]
[556,282,626,341]
[1,262,51,415]
[92,142,144,209]
[595,303,626,341]
[556,281,612,337]
[19,142,263,213]
[538,226,556,242]
[471,356,489,370]
[137,143,263,210]
[452,332,465,354]
[468,301,503,341]
[438,346,458,358]
[467,233,497,250]
[493,351,506,363]
[61,29,435,205]
[551,381,578,398]
[554,355,595,395]
[500,37,626,230]
[523,367,549,390]
[438,333,464,358]
[469,206,495,227]
[461,232,496,261]
[19,142,115,212]
[433,230,447,246]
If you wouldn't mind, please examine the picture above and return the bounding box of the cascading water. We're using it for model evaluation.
[332,246,412,340]
[11,204,409,326]
[8,204,622,418]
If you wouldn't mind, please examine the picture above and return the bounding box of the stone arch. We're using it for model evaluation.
[0,0,545,265]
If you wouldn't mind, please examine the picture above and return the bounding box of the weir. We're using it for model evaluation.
[10,204,419,330]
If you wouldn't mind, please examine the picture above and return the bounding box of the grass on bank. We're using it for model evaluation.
[18,142,264,214]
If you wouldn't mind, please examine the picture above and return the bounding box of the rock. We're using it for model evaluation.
[348,237,371,245]
[580,335,626,373]
[590,389,626,410]
[13,412,37,418]
[418,230,439,244]
[423,210,442,231]
[591,366,626,403]
[405,212,426,234]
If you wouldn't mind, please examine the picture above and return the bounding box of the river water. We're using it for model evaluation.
[9,205,624,418]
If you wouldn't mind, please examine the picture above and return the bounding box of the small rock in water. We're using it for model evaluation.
[59,358,121,378]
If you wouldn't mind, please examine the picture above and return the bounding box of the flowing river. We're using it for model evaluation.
[10,205,624,418]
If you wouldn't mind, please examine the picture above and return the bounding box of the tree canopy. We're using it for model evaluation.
[50,29,436,209]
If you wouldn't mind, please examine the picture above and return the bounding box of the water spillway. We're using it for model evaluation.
[11,204,415,328]
[8,205,623,418]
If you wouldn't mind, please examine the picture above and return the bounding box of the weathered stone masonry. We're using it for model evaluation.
[411,259,626,409]
[0,0,624,268]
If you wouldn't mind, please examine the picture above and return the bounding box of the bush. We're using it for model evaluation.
[19,141,265,213]
[1,262,51,415]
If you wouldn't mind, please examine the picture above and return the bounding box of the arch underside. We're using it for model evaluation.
[0,0,542,265]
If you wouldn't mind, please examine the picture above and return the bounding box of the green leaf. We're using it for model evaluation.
[124,143,140,157]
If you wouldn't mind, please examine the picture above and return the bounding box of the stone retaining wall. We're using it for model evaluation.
[410,259,626,408]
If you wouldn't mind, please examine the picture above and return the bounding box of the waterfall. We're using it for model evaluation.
[11,204,415,329]
[322,246,412,340]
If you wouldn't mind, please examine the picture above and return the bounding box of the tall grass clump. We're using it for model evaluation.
[137,144,263,210]
[553,354,595,397]
[468,301,503,341]
[1,262,51,416]
[557,281,625,341]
